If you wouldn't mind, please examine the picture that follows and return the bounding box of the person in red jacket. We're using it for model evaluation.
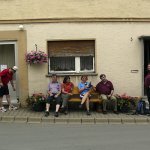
[144,63,150,112]
[0,66,18,112]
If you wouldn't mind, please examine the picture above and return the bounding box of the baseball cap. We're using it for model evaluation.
[12,66,18,71]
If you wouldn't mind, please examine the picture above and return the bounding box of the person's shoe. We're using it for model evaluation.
[45,111,49,117]
[113,111,119,114]
[60,107,64,113]
[102,111,107,114]
[0,107,7,112]
[86,111,91,115]
[79,104,83,109]
[9,105,18,111]
[64,110,68,115]
[54,112,59,117]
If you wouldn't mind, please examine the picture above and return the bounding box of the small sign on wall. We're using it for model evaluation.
[0,65,7,71]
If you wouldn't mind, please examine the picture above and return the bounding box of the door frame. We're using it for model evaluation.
[0,41,19,102]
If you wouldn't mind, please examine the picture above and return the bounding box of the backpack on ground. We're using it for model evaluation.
[136,100,147,115]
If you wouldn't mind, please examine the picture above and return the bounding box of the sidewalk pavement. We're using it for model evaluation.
[0,107,150,124]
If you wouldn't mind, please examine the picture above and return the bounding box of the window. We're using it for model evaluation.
[48,40,95,73]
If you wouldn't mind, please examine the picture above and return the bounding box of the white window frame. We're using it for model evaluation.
[49,56,95,73]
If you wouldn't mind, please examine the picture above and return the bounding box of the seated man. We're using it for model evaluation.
[96,74,118,114]
[45,74,61,117]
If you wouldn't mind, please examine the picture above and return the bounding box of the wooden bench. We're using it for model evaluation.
[68,86,102,108]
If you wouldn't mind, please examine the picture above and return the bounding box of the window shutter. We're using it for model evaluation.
[48,40,94,57]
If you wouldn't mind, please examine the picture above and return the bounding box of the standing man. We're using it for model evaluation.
[45,74,61,117]
[144,63,150,112]
[0,66,18,112]
[96,74,118,114]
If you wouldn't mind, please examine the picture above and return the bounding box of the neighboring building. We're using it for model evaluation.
[0,0,150,106]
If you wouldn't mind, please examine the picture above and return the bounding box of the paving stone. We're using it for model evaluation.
[1,116,14,122]
[14,116,28,123]
[108,118,122,124]
[81,118,95,124]
[28,117,41,123]
[95,118,108,124]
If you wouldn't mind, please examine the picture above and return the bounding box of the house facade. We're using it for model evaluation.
[0,0,150,106]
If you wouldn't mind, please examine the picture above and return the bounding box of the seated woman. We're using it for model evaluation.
[61,76,74,114]
[78,75,93,115]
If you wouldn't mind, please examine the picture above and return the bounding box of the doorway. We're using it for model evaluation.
[0,41,18,104]
[144,40,150,95]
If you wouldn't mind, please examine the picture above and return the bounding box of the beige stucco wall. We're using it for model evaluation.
[0,22,145,97]
[0,0,150,20]
[26,22,145,97]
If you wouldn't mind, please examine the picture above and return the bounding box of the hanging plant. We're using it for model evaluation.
[25,44,48,64]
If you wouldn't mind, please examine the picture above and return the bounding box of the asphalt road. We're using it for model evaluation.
[0,123,150,150]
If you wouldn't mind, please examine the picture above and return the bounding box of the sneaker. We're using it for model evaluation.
[113,111,119,114]
[86,111,91,115]
[64,110,68,115]
[9,105,18,110]
[54,112,59,117]
[0,107,7,112]
[102,111,107,114]
[79,104,83,109]
[60,107,65,113]
[45,111,49,117]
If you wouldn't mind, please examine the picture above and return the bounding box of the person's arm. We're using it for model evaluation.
[108,81,114,98]
[0,76,3,86]
[108,90,114,97]
[47,83,53,96]
[61,84,68,94]
[10,80,15,91]
[78,83,86,93]
[55,83,61,97]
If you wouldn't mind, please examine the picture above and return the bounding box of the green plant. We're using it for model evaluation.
[26,93,46,111]
[115,93,140,113]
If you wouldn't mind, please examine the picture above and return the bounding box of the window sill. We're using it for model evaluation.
[46,72,98,77]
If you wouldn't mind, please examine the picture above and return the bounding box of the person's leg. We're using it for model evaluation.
[101,94,109,113]
[0,97,2,108]
[61,94,70,114]
[0,87,3,108]
[0,87,7,112]
[4,85,17,110]
[61,94,69,109]
[45,95,53,117]
[85,97,91,115]
[80,92,90,105]
[111,96,118,113]
[147,88,150,112]
[54,95,61,117]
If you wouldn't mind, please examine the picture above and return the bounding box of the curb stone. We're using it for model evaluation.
[108,118,122,124]
[1,116,14,122]
[42,117,55,124]
[14,116,28,123]
[81,118,95,124]
[95,118,108,124]
[68,118,82,124]
[28,117,41,123]
[55,118,69,124]
[121,118,135,124]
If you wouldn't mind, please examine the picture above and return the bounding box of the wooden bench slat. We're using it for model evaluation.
[69,86,102,104]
